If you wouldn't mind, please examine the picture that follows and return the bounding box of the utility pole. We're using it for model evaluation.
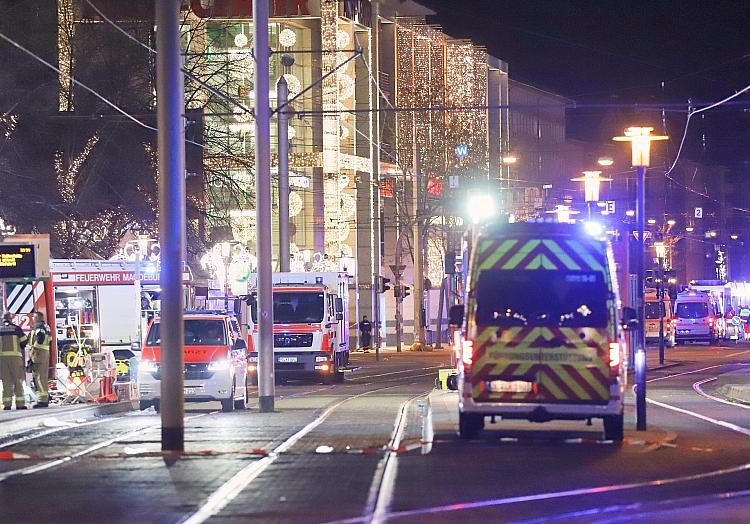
[658,260,665,365]
[371,0,382,358]
[394,221,403,353]
[413,145,425,346]
[254,0,275,412]
[155,0,185,452]
[635,164,647,430]
[277,76,290,273]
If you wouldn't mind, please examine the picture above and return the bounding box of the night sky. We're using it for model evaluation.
[418,0,750,159]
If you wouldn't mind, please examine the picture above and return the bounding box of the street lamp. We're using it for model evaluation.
[597,157,614,167]
[546,205,579,224]
[654,241,667,365]
[570,170,612,219]
[613,126,668,431]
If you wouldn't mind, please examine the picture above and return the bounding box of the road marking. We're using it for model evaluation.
[0,412,212,483]
[693,377,750,410]
[724,349,750,359]
[646,364,734,383]
[181,383,416,524]
[347,366,445,381]
[364,394,422,524]
[325,460,750,523]
[647,393,750,437]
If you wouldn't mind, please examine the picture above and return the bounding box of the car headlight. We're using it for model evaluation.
[208,359,230,371]
[140,360,158,373]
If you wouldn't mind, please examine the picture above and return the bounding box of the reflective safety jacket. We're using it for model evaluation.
[30,323,52,351]
[0,321,28,357]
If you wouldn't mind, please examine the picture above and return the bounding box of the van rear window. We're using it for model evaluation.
[645,302,667,319]
[676,302,709,319]
[473,270,609,327]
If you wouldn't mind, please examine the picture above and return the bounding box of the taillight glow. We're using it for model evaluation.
[461,340,473,366]
[609,342,621,368]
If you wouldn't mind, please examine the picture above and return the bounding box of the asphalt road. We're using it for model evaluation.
[2,344,750,523]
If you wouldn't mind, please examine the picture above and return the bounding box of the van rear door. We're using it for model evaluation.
[470,237,613,405]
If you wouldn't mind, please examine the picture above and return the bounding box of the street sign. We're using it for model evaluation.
[389,264,405,276]
[449,175,459,188]
[606,201,616,214]
[454,144,469,158]
[695,207,703,218]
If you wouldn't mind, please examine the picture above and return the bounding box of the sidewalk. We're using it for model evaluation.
[0,400,137,436]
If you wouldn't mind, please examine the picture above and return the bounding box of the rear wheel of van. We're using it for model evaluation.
[221,380,236,413]
[139,400,153,411]
[458,412,484,439]
[234,376,248,410]
[603,413,624,441]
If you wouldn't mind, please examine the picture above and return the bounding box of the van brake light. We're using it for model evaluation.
[461,340,473,367]
[609,342,621,369]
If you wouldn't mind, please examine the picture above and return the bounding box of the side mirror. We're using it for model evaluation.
[335,312,344,321]
[335,297,343,313]
[449,304,464,327]
[621,307,638,330]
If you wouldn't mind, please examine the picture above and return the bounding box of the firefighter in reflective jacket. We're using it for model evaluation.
[0,312,29,410]
[29,311,52,408]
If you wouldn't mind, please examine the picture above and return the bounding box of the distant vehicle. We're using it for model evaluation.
[644,289,675,347]
[138,311,249,412]
[673,290,721,344]
[451,222,629,441]
[247,272,350,384]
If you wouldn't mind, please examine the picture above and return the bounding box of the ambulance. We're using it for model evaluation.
[451,222,630,441]
[138,310,249,412]
[644,289,675,347]
[246,272,350,383]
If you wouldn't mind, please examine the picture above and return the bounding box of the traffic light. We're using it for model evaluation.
[393,285,402,298]
[402,285,411,299]
[379,276,391,294]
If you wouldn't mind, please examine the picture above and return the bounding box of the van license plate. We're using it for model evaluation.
[487,380,533,393]
[278,356,297,363]
[184,387,197,395]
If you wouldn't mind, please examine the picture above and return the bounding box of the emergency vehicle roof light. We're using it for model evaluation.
[584,221,605,237]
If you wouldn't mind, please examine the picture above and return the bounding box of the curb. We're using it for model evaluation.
[717,384,750,405]
[1,400,137,436]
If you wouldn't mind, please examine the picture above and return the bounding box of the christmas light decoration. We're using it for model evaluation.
[57,0,74,111]
[283,73,302,97]
[427,237,445,286]
[338,73,355,101]
[336,29,350,49]
[279,28,297,48]
[234,32,248,48]
[55,134,100,204]
[288,191,303,217]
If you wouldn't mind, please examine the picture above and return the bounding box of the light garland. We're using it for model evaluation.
[336,29,350,49]
[283,73,302,97]
[427,237,445,286]
[234,32,248,48]
[338,73,355,101]
[279,28,297,47]
[288,191,303,217]
[55,134,100,204]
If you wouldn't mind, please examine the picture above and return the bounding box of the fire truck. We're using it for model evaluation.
[3,258,192,380]
[247,272,351,383]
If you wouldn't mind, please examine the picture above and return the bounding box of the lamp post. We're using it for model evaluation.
[570,170,612,220]
[654,241,666,365]
[613,127,668,431]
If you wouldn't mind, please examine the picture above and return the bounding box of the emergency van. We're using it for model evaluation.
[247,272,350,383]
[138,311,249,412]
[451,222,629,441]
[673,290,721,344]
[644,289,675,347]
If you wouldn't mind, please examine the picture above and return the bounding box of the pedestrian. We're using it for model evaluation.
[29,311,52,408]
[359,315,372,351]
[0,312,29,410]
